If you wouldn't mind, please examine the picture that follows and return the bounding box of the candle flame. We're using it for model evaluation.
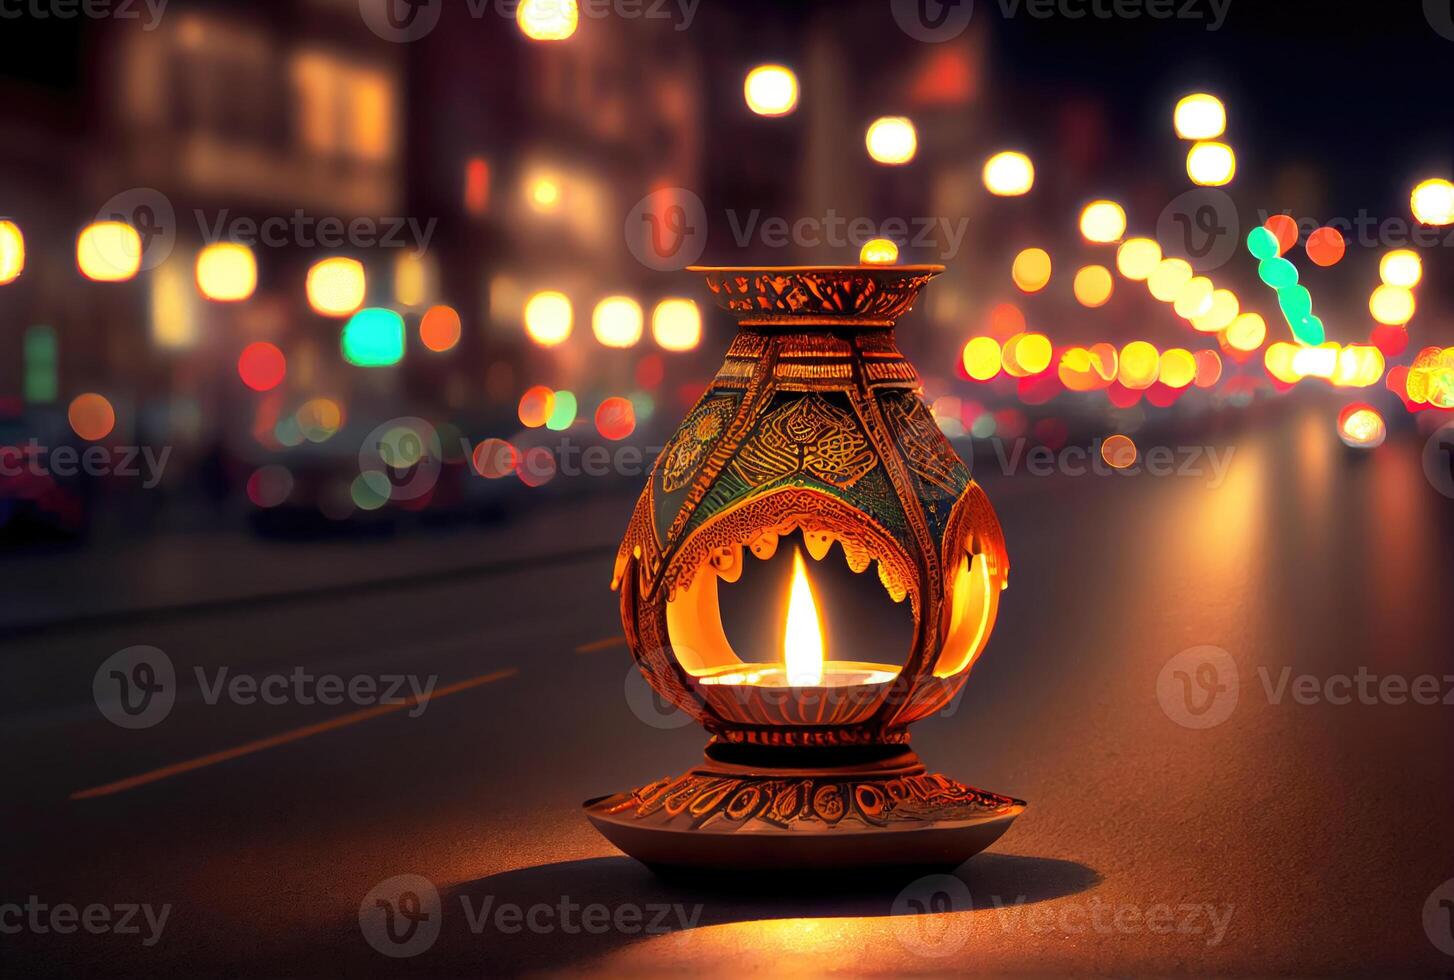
[784,547,825,686]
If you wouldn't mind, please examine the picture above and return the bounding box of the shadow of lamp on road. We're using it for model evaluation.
[585,263,1027,875]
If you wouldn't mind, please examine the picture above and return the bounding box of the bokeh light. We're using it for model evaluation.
[1147,257,1192,302]
[1305,226,1345,267]
[546,390,578,431]
[296,398,343,442]
[1263,214,1299,255]
[962,336,1003,381]
[1118,341,1160,389]
[592,296,644,348]
[859,238,899,265]
[1191,288,1239,333]
[247,466,294,508]
[1011,247,1052,292]
[1225,312,1267,352]
[1115,238,1161,281]
[472,438,519,479]
[1337,404,1386,448]
[1002,332,1052,377]
[518,386,555,428]
[420,305,462,352]
[1369,284,1415,326]
[68,393,116,441]
[196,243,257,302]
[1186,141,1236,186]
[1194,350,1223,388]
[1173,93,1226,140]
[595,397,636,440]
[1172,276,1214,319]
[744,65,799,116]
[1379,249,1422,288]
[517,0,578,41]
[1073,265,1114,307]
[982,151,1035,196]
[1410,178,1454,226]
[307,257,367,317]
[351,472,391,511]
[651,298,701,351]
[341,308,405,366]
[1101,433,1138,469]
[1079,200,1126,243]
[865,116,917,165]
[524,290,573,346]
[0,220,24,284]
[1158,348,1197,389]
[238,342,286,392]
[77,221,142,282]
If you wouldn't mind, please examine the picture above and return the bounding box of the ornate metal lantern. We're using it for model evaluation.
[584,265,1024,873]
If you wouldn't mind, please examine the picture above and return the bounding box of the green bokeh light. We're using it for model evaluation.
[342,309,405,367]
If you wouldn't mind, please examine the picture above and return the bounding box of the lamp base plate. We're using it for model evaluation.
[583,745,1024,875]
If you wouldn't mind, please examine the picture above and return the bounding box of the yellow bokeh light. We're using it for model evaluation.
[859,238,899,265]
[1264,342,1300,384]
[1079,200,1126,244]
[1411,178,1454,226]
[195,243,257,302]
[1147,257,1193,302]
[865,116,917,165]
[524,290,573,346]
[982,151,1035,196]
[962,336,1002,381]
[0,220,24,284]
[1174,93,1226,140]
[1225,312,1267,352]
[744,65,799,116]
[591,296,644,348]
[1058,347,1109,392]
[1172,275,1215,319]
[1158,348,1197,389]
[1011,247,1052,293]
[1339,407,1386,448]
[307,257,367,317]
[77,221,142,283]
[1379,249,1422,288]
[1073,265,1114,308]
[651,298,701,352]
[529,176,562,211]
[394,251,432,307]
[1369,284,1415,326]
[1191,288,1239,333]
[1115,238,1161,281]
[1003,332,1052,377]
[1291,342,1339,380]
[1187,141,1236,186]
[517,0,578,41]
[1118,340,1160,389]
[1332,345,1386,388]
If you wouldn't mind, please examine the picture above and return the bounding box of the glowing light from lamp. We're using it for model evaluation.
[524,291,573,346]
[1079,200,1126,244]
[592,296,644,348]
[865,116,917,165]
[307,257,366,317]
[0,220,23,284]
[982,151,1035,196]
[744,65,799,116]
[651,298,701,351]
[859,238,899,265]
[517,0,578,41]
[1411,178,1454,226]
[783,548,825,687]
[1174,93,1226,140]
[77,222,142,282]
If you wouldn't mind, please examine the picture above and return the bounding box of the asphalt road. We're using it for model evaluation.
[4,405,1454,977]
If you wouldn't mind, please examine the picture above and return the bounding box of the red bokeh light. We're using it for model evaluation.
[238,342,287,392]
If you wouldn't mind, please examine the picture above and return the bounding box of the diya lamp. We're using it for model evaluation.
[584,262,1024,874]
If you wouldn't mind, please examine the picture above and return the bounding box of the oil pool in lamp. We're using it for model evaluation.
[584,262,1024,874]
